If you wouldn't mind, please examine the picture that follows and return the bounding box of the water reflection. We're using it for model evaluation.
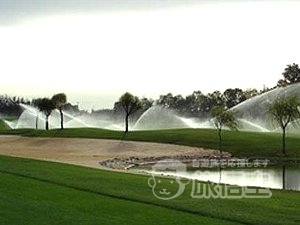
[175,166,300,191]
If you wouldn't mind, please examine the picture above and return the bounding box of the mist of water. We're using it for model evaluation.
[5,83,300,131]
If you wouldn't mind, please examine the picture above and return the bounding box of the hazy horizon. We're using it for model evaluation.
[1,0,300,110]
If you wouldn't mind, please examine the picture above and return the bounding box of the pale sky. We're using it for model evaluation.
[1,0,300,110]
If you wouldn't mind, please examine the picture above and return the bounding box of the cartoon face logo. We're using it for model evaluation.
[148,159,189,200]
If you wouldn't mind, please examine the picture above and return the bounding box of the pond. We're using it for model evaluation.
[180,166,300,191]
[137,165,300,191]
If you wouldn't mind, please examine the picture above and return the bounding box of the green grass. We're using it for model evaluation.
[1,126,300,159]
[0,155,299,225]
[1,116,18,121]
[0,119,10,130]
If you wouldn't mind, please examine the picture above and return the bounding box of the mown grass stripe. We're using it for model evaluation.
[0,168,249,225]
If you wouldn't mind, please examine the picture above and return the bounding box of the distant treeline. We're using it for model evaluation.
[2,62,300,119]
[0,95,80,117]
[98,62,300,120]
[0,87,266,119]
[107,87,272,121]
[0,95,30,117]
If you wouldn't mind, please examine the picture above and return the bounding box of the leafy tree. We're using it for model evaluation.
[204,91,225,115]
[32,98,43,129]
[140,97,154,110]
[52,93,67,129]
[223,88,246,109]
[208,91,224,107]
[185,91,205,116]
[120,92,142,133]
[156,93,175,108]
[172,95,185,112]
[280,63,300,85]
[277,79,288,87]
[0,95,25,116]
[185,91,224,118]
[211,106,238,154]
[134,97,154,119]
[36,98,56,130]
[157,93,189,115]
[243,88,258,100]
[268,95,300,155]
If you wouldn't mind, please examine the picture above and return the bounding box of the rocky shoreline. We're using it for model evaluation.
[99,152,233,170]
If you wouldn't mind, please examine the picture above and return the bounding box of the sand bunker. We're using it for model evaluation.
[0,135,227,169]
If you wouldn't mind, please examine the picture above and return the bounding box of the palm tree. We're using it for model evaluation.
[52,93,67,129]
[36,98,56,130]
[268,95,300,155]
[119,92,141,133]
[211,106,238,154]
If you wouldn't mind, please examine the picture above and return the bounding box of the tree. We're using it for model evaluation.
[211,106,238,154]
[32,98,42,129]
[36,98,56,130]
[268,95,300,155]
[277,79,288,87]
[0,95,24,117]
[156,93,175,108]
[185,91,206,117]
[208,91,224,108]
[243,88,259,100]
[140,97,154,111]
[52,93,67,129]
[134,97,154,119]
[223,88,246,109]
[281,63,300,85]
[119,92,142,133]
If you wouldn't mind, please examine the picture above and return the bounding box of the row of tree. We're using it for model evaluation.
[119,91,300,156]
[13,90,299,156]
[152,63,300,117]
[210,64,300,156]
[118,63,300,130]
[0,95,30,116]
[111,64,300,120]
[32,93,67,130]
[209,94,300,156]
[119,63,300,155]
[155,88,258,118]
[2,63,300,136]
[2,63,299,119]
